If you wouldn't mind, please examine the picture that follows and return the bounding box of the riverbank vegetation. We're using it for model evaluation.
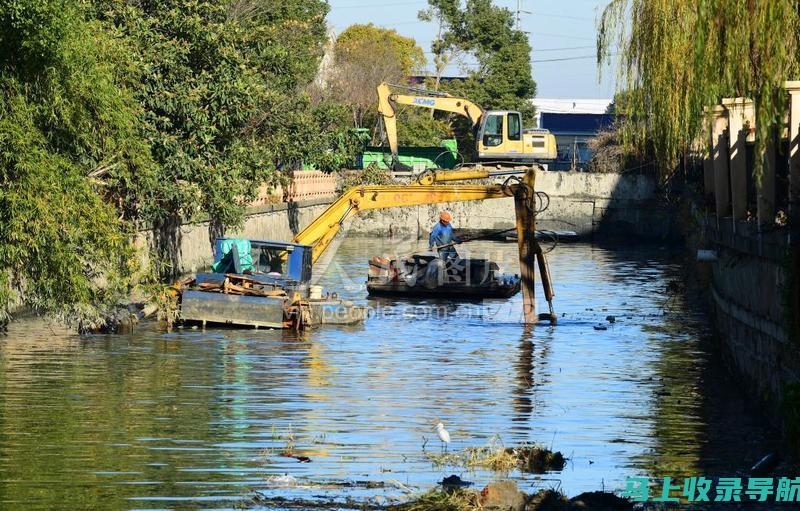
[0,0,536,328]
[598,0,800,181]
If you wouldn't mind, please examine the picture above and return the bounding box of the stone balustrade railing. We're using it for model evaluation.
[250,170,338,207]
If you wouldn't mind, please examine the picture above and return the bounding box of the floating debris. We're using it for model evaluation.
[392,487,479,511]
[480,480,526,511]
[528,489,571,511]
[506,445,566,473]
[266,473,297,487]
[441,475,472,489]
[389,485,632,511]
[569,491,633,510]
[605,315,616,323]
[593,324,608,331]
[426,438,566,474]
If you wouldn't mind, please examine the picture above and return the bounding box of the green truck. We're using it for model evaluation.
[358,139,459,171]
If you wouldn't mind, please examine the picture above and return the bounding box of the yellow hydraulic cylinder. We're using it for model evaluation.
[513,170,537,324]
[416,169,491,185]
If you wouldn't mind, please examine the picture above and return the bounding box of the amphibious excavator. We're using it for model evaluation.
[376,82,557,169]
[177,165,555,329]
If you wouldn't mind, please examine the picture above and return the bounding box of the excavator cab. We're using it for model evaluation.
[477,111,557,161]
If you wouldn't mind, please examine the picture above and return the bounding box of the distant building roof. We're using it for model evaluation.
[539,112,614,136]
[532,98,613,115]
[531,99,613,129]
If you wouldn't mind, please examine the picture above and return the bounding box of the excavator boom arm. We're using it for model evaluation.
[292,183,513,264]
[377,82,484,156]
[289,166,545,324]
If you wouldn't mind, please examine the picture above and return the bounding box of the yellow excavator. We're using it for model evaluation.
[376,82,557,169]
[290,165,555,324]
[178,166,555,329]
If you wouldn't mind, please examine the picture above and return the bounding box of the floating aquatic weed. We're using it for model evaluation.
[508,444,566,473]
[425,436,565,473]
[391,487,479,511]
[394,486,630,511]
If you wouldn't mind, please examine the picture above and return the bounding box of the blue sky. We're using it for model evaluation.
[326,0,617,99]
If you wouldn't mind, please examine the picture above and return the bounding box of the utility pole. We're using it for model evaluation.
[515,0,531,31]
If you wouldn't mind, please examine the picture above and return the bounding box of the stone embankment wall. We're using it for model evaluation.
[346,171,668,240]
[699,218,796,415]
[164,170,668,274]
[697,89,800,439]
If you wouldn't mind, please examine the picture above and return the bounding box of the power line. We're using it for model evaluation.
[416,32,597,43]
[534,12,594,21]
[515,0,530,30]
[329,0,426,10]
[533,45,597,52]
[423,45,601,55]
[450,52,617,68]
[533,53,601,63]
[531,31,596,41]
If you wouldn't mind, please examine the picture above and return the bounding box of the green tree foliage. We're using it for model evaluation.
[598,0,800,180]
[335,24,426,77]
[326,23,452,147]
[329,24,428,129]
[91,0,361,279]
[419,0,537,158]
[396,109,454,147]
[422,0,537,119]
[0,0,363,325]
[0,0,152,326]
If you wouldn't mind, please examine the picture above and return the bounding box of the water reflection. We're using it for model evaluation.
[0,240,770,509]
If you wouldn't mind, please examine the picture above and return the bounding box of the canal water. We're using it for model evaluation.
[0,239,775,509]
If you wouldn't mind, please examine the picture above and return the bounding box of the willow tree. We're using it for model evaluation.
[598,0,800,180]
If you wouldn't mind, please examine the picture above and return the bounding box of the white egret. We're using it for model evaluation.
[435,422,451,452]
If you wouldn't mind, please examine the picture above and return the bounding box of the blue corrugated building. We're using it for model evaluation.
[538,112,615,170]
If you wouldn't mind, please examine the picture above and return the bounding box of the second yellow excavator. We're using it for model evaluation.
[377,82,557,169]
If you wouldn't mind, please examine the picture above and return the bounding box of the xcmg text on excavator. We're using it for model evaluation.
[176,165,555,329]
[377,82,557,169]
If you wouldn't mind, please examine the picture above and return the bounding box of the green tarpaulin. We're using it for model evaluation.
[212,238,254,273]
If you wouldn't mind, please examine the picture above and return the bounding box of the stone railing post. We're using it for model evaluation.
[701,112,715,204]
[786,82,800,239]
[711,105,731,219]
[722,98,754,222]
[785,81,800,342]
[758,125,776,229]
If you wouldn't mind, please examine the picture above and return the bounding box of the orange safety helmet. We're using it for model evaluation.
[439,211,452,224]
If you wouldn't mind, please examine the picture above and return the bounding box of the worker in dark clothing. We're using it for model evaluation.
[429,211,460,259]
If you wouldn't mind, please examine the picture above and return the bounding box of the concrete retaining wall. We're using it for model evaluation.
[346,171,671,239]
[701,216,799,422]
[163,170,669,274]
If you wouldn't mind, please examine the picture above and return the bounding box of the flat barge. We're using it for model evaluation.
[178,238,366,329]
[366,253,521,299]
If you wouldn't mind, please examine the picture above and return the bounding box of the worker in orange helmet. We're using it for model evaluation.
[429,210,460,259]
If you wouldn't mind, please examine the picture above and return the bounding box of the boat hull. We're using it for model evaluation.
[366,254,521,300]
[366,280,520,299]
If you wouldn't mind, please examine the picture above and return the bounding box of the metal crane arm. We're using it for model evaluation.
[290,166,546,323]
[377,82,484,157]
[292,183,513,264]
